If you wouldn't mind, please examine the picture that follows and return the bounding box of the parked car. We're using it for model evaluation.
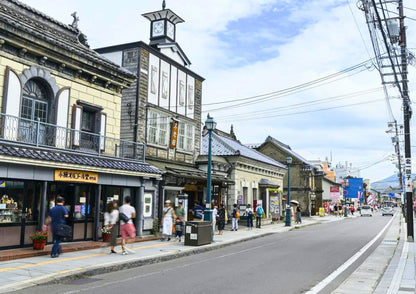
[360,205,373,217]
[381,206,394,216]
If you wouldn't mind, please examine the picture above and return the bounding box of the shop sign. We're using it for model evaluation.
[405,158,412,192]
[0,181,5,188]
[54,170,98,183]
[330,186,339,199]
[170,120,179,149]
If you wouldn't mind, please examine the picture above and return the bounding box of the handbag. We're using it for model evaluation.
[54,224,72,237]
[119,212,130,223]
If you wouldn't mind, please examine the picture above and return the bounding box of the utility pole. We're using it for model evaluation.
[399,0,414,242]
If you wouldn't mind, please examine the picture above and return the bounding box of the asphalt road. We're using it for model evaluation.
[14,213,393,294]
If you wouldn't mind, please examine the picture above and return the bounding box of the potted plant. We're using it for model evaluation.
[30,231,49,250]
[101,226,112,242]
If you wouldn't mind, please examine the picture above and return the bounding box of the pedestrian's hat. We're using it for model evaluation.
[165,200,171,204]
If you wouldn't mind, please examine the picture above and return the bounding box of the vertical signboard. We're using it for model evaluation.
[405,158,412,192]
[330,186,340,199]
[170,120,179,149]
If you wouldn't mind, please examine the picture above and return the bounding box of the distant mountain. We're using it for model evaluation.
[371,174,416,192]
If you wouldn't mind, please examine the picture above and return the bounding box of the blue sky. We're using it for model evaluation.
[18,0,416,182]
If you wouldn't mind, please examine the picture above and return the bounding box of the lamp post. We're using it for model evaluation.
[285,156,293,227]
[204,114,216,239]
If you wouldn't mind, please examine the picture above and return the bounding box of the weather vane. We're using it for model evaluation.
[162,0,166,10]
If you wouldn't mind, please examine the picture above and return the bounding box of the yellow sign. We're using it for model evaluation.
[170,120,179,149]
[54,170,98,183]
[319,207,325,217]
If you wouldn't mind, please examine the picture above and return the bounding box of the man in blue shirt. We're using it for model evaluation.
[45,196,69,258]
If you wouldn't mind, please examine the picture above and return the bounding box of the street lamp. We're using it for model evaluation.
[285,156,293,226]
[204,114,216,239]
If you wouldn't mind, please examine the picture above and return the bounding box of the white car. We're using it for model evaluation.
[360,205,373,217]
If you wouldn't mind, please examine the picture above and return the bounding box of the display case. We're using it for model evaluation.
[0,206,19,223]
[0,195,19,223]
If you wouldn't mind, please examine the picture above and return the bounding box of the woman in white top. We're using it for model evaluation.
[104,201,119,253]
[161,200,176,241]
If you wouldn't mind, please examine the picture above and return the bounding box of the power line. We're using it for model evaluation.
[201,58,374,111]
[218,98,384,123]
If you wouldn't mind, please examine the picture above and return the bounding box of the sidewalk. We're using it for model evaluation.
[332,213,416,294]
[0,215,341,293]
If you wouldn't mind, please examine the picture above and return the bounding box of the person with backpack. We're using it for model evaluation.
[232,203,239,231]
[256,204,264,228]
[44,195,69,258]
[245,204,254,230]
[119,196,136,255]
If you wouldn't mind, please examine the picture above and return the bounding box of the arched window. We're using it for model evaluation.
[19,79,51,145]
[21,79,49,123]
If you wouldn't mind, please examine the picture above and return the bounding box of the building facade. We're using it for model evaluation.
[255,136,320,216]
[199,130,287,219]
[0,0,161,248]
[95,5,228,220]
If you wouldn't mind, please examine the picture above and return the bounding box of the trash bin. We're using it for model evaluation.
[184,221,212,246]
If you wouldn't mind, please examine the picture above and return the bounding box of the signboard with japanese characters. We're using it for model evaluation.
[405,158,412,192]
[330,186,340,199]
[54,170,98,184]
[170,120,179,149]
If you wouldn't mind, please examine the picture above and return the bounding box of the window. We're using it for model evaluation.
[243,187,248,204]
[177,123,194,152]
[147,110,168,146]
[123,49,138,66]
[253,188,258,200]
[81,109,95,132]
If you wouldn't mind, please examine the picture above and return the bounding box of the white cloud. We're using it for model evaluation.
[18,0,416,182]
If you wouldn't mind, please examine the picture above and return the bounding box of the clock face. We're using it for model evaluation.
[152,20,164,37]
[167,21,175,40]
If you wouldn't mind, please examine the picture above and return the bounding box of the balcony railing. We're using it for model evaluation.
[0,113,145,162]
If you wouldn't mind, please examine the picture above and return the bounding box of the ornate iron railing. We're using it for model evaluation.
[0,113,145,162]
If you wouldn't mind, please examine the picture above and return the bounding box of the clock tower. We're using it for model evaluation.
[142,1,184,47]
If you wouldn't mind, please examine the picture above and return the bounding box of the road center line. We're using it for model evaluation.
[305,214,396,294]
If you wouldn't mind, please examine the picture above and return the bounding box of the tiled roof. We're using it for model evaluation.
[265,136,316,167]
[0,144,162,174]
[201,132,287,169]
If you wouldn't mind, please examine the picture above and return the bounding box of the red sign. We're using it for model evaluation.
[170,120,179,149]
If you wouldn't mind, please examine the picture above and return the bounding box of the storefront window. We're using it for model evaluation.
[0,181,40,224]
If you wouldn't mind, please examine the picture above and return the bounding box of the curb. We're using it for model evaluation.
[0,217,348,293]
[0,225,296,293]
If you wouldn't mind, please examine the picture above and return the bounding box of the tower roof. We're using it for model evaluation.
[142,9,185,24]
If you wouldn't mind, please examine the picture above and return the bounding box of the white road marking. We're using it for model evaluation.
[305,215,396,294]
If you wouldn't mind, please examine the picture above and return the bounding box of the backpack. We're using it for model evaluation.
[256,206,263,215]
[248,210,253,217]
[235,210,240,219]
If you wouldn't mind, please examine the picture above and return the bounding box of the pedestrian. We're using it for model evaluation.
[296,204,302,224]
[217,204,226,235]
[330,204,334,215]
[350,205,354,216]
[119,196,136,255]
[104,200,119,254]
[44,195,69,258]
[256,204,264,228]
[245,204,254,230]
[161,200,175,241]
[338,204,342,217]
[192,201,204,221]
[175,217,183,242]
[231,204,239,231]
[175,200,185,221]
[212,205,218,233]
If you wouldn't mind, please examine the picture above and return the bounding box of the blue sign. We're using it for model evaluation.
[389,193,395,198]
[345,178,364,199]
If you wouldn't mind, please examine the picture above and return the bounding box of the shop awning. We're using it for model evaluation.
[164,166,233,184]
[258,178,280,188]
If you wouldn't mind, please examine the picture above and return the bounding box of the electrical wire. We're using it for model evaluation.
[218,98,384,123]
